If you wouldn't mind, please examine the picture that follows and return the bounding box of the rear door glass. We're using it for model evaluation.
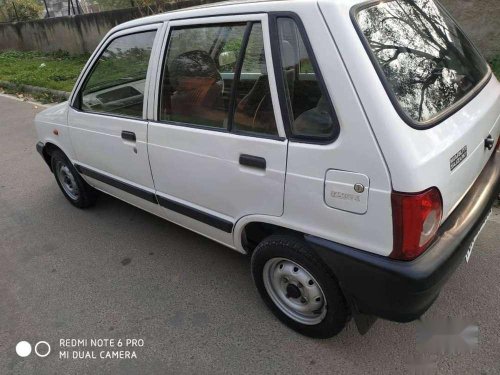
[159,22,278,136]
[355,0,489,125]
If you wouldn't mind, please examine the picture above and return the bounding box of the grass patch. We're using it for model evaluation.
[0,50,88,92]
[0,49,498,99]
[490,56,500,80]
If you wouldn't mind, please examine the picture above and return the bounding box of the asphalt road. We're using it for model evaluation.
[0,94,499,375]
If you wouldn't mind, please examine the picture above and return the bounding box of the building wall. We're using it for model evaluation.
[0,0,498,58]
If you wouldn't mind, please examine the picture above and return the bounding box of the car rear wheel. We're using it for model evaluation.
[251,235,349,338]
[51,150,97,208]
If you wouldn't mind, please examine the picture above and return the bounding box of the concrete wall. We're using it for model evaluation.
[0,8,142,55]
[0,0,498,58]
[441,0,500,59]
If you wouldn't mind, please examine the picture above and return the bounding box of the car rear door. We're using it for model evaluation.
[147,15,288,242]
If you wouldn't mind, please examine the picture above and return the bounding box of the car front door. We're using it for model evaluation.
[68,25,162,202]
[147,15,288,243]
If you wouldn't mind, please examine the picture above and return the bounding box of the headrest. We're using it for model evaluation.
[169,50,221,87]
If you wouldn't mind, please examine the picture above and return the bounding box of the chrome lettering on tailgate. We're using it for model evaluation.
[450,146,467,171]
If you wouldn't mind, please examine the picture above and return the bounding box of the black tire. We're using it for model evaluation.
[251,235,349,338]
[50,150,97,208]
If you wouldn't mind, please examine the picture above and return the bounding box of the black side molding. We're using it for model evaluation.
[156,196,233,233]
[75,164,157,204]
[239,154,266,170]
[74,163,233,233]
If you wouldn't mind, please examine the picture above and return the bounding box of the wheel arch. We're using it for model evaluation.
[41,142,66,171]
[39,141,74,172]
[234,216,305,254]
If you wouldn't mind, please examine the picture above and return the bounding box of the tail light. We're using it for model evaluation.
[391,187,443,261]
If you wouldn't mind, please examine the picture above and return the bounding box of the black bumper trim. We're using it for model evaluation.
[307,149,500,322]
[75,164,233,233]
[36,141,45,157]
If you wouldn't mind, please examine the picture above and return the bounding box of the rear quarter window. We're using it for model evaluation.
[353,0,490,126]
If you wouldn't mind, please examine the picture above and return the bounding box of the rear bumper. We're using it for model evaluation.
[306,148,500,323]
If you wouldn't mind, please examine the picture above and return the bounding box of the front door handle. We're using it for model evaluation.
[121,131,136,142]
[239,154,266,170]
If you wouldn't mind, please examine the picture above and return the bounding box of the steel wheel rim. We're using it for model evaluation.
[263,257,327,325]
[56,162,80,201]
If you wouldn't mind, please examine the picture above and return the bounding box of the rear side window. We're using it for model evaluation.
[355,0,489,125]
[160,22,278,136]
[276,17,338,140]
[80,31,157,119]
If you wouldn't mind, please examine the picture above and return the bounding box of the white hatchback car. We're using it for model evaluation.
[35,0,500,338]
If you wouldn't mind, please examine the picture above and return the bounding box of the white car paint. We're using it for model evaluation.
[318,0,500,221]
[34,0,500,259]
[147,14,289,225]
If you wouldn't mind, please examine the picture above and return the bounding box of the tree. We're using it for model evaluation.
[2,0,43,21]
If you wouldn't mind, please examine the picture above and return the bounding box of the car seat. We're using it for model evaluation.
[167,50,224,125]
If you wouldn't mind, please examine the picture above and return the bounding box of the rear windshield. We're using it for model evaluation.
[355,0,489,125]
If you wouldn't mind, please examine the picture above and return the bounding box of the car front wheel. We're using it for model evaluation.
[51,150,97,208]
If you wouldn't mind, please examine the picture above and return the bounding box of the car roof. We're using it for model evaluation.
[112,0,364,32]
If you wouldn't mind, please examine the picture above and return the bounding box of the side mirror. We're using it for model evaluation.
[219,51,237,67]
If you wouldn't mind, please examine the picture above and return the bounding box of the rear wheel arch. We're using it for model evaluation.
[240,221,305,254]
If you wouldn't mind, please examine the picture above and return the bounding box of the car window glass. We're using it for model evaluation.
[233,23,278,135]
[356,0,489,124]
[160,22,278,136]
[160,23,247,129]
[80,31,156,119]
[277,18,335,139]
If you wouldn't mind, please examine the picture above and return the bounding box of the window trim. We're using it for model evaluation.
[268,12,341,144]
[227,22,253,133]
[70,25,161,121]
[153,14,287,141]
[350,0,492,130]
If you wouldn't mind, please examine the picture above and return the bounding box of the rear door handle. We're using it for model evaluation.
[121,131,136,142]
[239,154,266,170]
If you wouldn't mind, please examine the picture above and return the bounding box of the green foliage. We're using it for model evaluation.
[88,0,133,11]
[85,47,150,92]
[490,56,500,79]
[0,50,88,92]
[2,0,43,21]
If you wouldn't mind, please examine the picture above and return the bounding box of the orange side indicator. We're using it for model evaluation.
[53,129,59,136]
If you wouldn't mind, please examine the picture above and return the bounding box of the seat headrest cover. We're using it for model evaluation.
[169,50,221,87]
